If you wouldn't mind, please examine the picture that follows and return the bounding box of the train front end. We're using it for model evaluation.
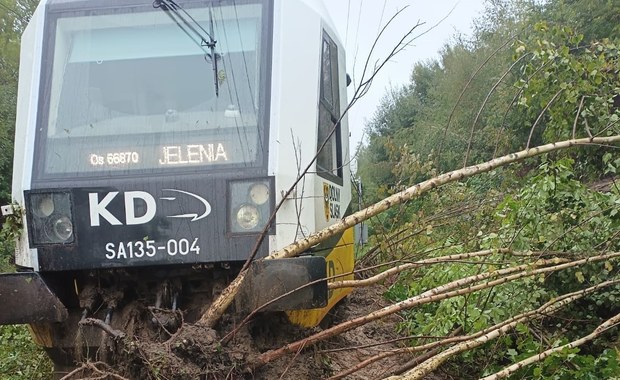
[17,0,275,270]
[0,0,354,367]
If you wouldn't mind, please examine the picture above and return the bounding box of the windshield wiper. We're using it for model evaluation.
[153,0,220,96]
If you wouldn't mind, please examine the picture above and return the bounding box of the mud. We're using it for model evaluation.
[64,284,424,380]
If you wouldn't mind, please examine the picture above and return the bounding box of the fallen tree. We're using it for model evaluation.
[334,279,620,380]
[201,135,620,328]
[54,135,620,379]
[249,251,620,369]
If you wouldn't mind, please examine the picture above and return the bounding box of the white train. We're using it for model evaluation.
[0,0,354,369]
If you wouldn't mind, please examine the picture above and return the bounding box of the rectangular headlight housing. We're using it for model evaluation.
[25,190,75,246]
[229,178,274,234]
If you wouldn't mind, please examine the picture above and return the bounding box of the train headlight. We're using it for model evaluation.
[26,191,75,245]
[249,183,270,205]
[32,194,54,217]
[229,179,273,234]
[52,216,73,242]
[236,205,260,230]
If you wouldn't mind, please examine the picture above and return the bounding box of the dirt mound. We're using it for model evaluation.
[64,284,415,380]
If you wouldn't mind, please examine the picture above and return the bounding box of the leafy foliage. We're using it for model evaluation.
[514,24,620,150]
[0,325,52,380]
[380,157,620,379]
[357,0,620,378]
[494,157,620,252]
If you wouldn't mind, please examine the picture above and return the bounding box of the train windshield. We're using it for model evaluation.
[38,1,268,176]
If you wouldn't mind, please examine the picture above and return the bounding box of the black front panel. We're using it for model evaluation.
[31,174,273,271]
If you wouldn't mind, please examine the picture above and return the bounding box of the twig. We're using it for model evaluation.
[60,361,129,380]
[278,341,306,380]
[437,32,520,169]
[328,328,463,380]
[319,334,447,354]
[526,89,564,148]
[572,96,586,139]
[330,248,509,289]
[463,53,530,167]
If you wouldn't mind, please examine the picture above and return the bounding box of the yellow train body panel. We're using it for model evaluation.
[286,228,355,327]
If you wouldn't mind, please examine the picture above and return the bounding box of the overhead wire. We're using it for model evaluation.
[166,0,216,45]
[154,0,220,96]
[216,5,253,165]
[155,0,210,49]
[350,0,364,86]
[155,0,266,166]
[354,0,363,51]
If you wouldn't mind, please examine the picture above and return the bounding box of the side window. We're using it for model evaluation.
[317,32,343,182]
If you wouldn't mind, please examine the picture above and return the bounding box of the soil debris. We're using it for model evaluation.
[63,284,419,380]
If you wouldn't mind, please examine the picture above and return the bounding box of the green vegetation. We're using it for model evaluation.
[0,325,52,380]
[0,238,52,380]
[358,0,620,378]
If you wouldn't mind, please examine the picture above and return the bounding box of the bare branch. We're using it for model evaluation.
[437,32,520,169]
[463,53,530,167]
[330,248,510,289]
[78,318,126,339]
[526,89,564,148]
[572,96,586,139]
[60,361,129,380]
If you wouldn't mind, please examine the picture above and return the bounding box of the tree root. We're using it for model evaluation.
[59,361,129,380]
[78,318,126,339]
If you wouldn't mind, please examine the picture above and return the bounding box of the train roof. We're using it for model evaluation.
[44,0,332,15]
[39,0,342,45]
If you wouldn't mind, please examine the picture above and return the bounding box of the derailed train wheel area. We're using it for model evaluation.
[30,265,239,365]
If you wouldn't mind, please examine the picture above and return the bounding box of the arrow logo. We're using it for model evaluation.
[161,189,212,222]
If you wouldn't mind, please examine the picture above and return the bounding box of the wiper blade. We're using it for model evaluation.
[153,0,220,96]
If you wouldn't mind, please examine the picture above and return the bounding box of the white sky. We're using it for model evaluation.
[323,0,487,149]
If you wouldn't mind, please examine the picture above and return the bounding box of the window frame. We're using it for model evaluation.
[32,0,273,181]
[316,31,343,185]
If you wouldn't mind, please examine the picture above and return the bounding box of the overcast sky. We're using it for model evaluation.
[323,0,487,149]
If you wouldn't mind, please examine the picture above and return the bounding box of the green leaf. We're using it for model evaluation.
[507,348,518,357]
[575,271,585,283]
